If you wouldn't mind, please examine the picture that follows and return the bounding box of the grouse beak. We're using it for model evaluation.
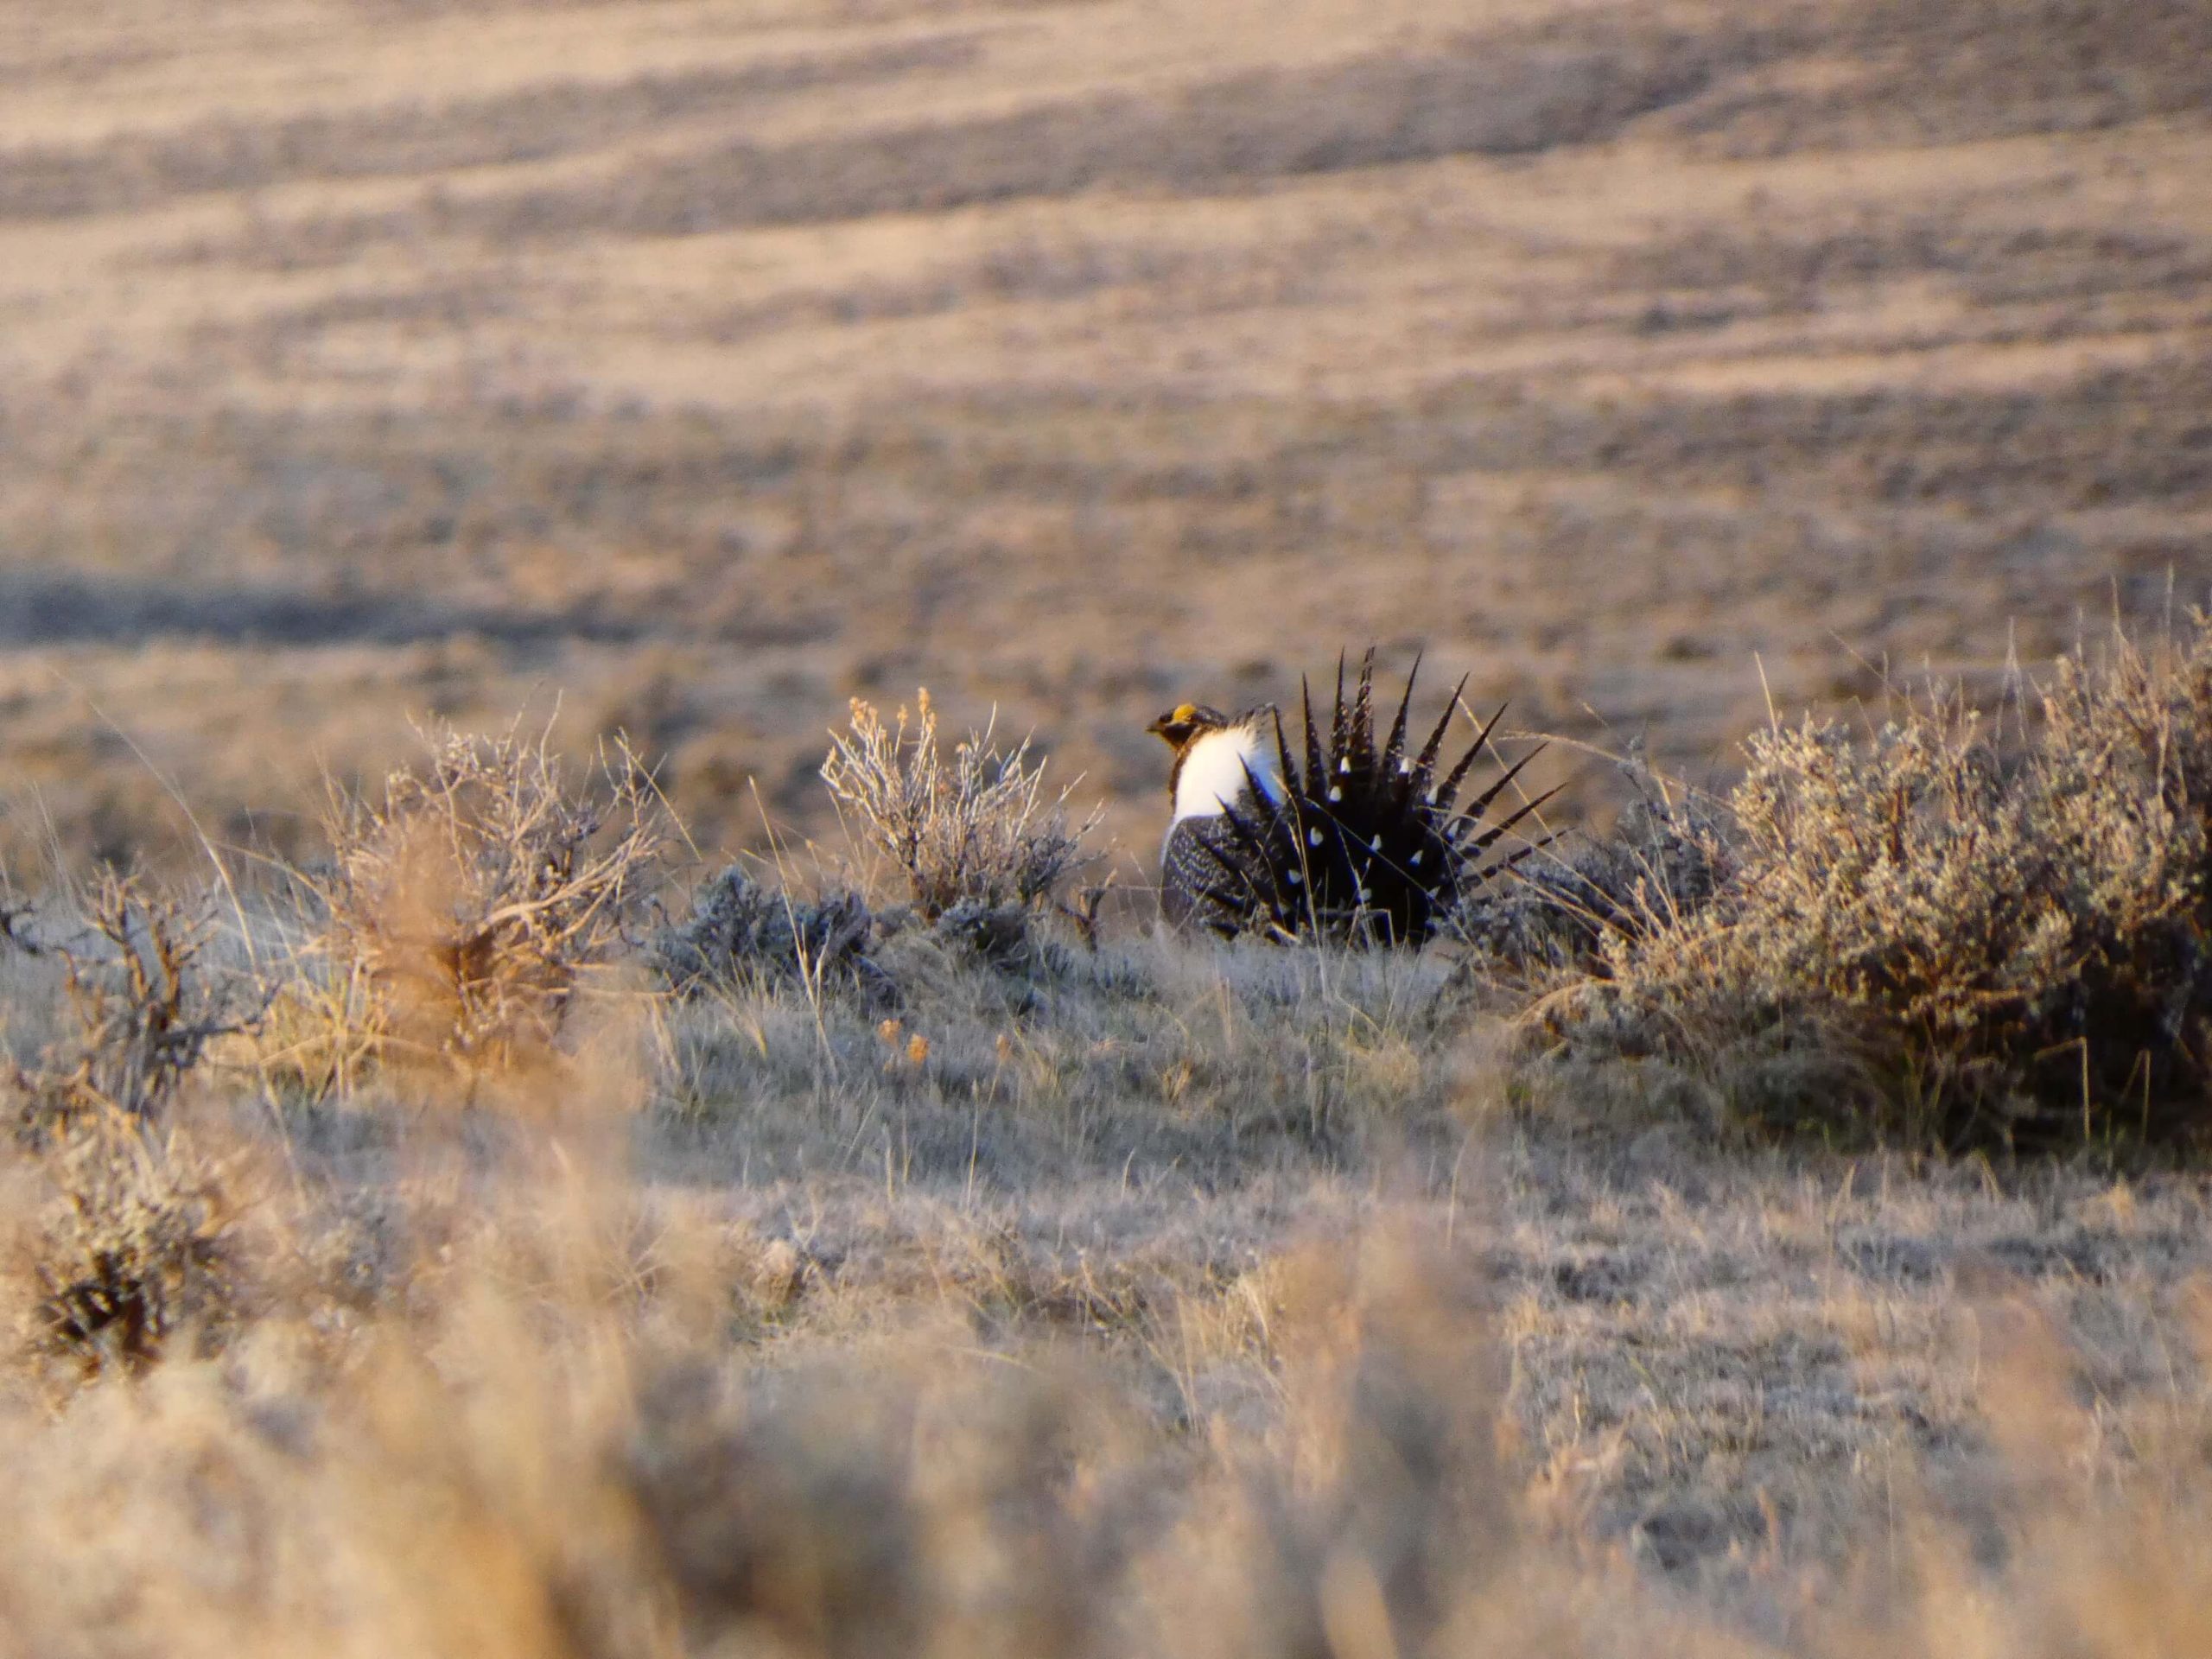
[1146,712,1179,743]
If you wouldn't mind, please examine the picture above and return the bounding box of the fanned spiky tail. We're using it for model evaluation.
[1190,650,1553,945]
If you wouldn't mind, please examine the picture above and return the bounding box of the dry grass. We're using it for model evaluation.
[5,1058,2212,1655]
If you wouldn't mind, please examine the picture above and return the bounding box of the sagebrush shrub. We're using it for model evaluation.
[1458,764,1722,974]
[318,724,663,1073]
[820,690,1099,921]
[0,878,245,1376]
[26,1106,238,1377]
[652,864,885,1000]
[6,875,249,1145]
[1542,620,2212,1148]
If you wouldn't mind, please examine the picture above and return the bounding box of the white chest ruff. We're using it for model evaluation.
[1171,725,1285,824]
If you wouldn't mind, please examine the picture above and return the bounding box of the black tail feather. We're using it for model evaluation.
[1382,652,1421,785]
[1460,743,1546,830]
[1466,782,1563,860]
[1437,700,1510,810]
[1346,649,1379,786]
[1408,674,1471,806]
[1327,653,1351,783]
[1300,676,1326,806]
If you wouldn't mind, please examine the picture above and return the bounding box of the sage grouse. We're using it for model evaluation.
[1146,652,1547,945]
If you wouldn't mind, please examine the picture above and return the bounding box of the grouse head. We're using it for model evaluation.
[1145,703,1230,753]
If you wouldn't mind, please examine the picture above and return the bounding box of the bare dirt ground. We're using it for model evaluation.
[3,0,2208,877]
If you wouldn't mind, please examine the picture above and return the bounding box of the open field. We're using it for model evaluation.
[3,0,2209,874]
[6,0,2212,1652]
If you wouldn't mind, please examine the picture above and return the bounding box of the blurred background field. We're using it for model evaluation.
[3,0,2209,877]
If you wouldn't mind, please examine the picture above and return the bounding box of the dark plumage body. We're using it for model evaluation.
[1159,814,1244,934]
